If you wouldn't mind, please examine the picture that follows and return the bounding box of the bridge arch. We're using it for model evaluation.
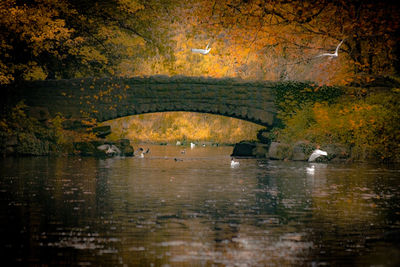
[4,76,278,126]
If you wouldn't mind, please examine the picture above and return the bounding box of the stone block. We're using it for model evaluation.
[74,142,97,156]
[268,142,291,160]
[231,141,256,157]
[231,141,268,158]
[120,144,134,156]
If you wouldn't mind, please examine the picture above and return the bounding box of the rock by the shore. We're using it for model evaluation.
[115,139,134,156]
[74,141,103,156]
[231,141,255,157]
[267,142,291,160]
[231,141,269,157]
[253,143,270,158]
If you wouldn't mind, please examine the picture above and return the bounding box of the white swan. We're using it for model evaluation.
[316,39,344,58]
[191,43,211,55]
[231,158,240,168]
[308,149,328,162]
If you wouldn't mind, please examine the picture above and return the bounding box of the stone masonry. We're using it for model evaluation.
[3,75,278,126]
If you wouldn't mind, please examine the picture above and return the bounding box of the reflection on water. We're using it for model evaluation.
[1,145,399,266]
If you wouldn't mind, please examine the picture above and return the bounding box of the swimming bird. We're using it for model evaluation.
[190,142,196,149]
[316,39,345,58]
[191,43,211,55]
[230,158,240,168]
[135,147,149,158]
[308,149,328,162]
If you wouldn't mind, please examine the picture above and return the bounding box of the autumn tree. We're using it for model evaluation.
[0,0,177,84]
[175,0,400,84]
[2,0,399,85]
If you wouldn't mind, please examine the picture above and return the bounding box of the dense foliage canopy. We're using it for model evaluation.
[0,0,176,83]
[1,0,399,85]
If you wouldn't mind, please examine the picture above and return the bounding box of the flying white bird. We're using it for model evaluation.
[316,39,345,58]
[230,158,240,168]
[308,149,328,162]
[191,43,211,55]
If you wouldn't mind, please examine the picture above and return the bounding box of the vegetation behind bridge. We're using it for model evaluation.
[1,0,400,161]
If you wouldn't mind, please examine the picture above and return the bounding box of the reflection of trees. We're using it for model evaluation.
[0,157,103,264]
[255,161,316,224]
[2,155,398,265]
[306,164,399,264]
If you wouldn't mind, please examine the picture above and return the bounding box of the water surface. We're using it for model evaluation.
[1,145,399,266]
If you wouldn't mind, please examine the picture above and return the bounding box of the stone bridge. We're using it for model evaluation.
[4,76,279,126]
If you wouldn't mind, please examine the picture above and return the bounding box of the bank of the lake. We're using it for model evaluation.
[1,80,400,162]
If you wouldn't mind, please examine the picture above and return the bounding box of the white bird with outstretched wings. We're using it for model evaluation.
[316,39,345,58]
[191,43,211,55]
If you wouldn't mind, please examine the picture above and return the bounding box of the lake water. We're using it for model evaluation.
[1,145,399,266]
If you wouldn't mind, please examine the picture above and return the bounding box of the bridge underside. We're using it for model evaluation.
[3,76,278,126]
[97,105,275,126]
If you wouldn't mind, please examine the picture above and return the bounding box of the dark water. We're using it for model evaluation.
[1,145,400,266]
